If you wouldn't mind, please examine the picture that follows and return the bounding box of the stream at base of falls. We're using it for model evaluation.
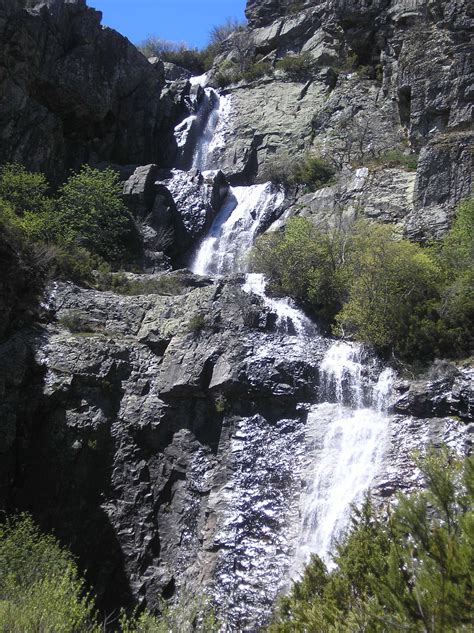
[168,75,465,630]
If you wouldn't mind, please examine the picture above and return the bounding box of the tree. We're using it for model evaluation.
[0,163,50,217]
[0,514,99,632]
[271,448,474,632]
[55,165,133,263]
[336,221,441,354]
[209,17,245,46]
[137,35,186,59]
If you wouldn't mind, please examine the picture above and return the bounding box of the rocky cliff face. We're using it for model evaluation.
[209,0,472,239]
[0,0,472,630]
[2,275,471,626]
[0,0,183,182]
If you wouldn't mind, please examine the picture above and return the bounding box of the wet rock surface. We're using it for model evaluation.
[1,277,326,619]
[203,0,472,239]
[0,0,472,630]
[2,275,471,628]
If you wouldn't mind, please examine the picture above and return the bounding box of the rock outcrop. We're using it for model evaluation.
[203,0,472,239]
[2,274,471,628]
[0,0,472,630]
[0,0,182,182]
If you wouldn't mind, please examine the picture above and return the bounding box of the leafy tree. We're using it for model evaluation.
[336,221,442,354]
[271,448,474,632]
[0,163,50,217]
[435,196,474,281]
[251,199,473,362]
[0,514,99,632]
[55,165,132,263]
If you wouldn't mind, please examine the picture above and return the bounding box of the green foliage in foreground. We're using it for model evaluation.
[0,515,219,632]
[271,448,474,632]
[0,514,99,632]
[250,198,473,361]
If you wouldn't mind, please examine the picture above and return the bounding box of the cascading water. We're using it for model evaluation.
[176,75,403,629]
[292,341,392,574]
[192,183,285,276]
[174,79,232,171]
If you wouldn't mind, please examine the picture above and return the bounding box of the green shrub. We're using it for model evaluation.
[259,152,335,191]
[98,272,185,296]
[243,60,273,82]
[276,52,316,81]
[270,448,474,632]
[366,148,418,171]
[214,60,240,88]
[335,221,442,353]
[250,216,346,325]
[0,162,137,280]
[55,165,133,264]
[119,593,219,632]
[59,310,97,334]
[0,514,99,632]
[0,163,50,217]
[250,199,473,362]
[186,312,207,334]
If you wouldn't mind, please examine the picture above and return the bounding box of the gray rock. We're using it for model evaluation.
[0,0,182,182]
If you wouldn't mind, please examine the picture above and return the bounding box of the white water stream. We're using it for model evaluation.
[192,183,284,276]
[179,75,395,608]
[292,342,392,573]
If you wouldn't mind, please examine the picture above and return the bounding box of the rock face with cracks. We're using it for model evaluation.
[0,0,182,182]
[204,0,472,239]
[1,276,471,628]
[0,0,472,630]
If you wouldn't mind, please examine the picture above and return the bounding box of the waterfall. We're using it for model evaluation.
[177,77,399,628]
[174,84,232,171]
[243,273,316,337]
[292,341,391,573]
[191,183,284,276]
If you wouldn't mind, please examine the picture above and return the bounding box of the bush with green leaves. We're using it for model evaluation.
[250,216,347,325]
[335,221,442,353]
[0,514,99,632]
[259,152,335,191]
[54,165,133,263]
[276,52,316,81]
[0,162,135,278]
[119,594,219,633]
[251,198,473,362]
[270,447,474,632]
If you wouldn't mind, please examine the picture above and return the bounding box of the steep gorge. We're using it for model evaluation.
[0,0,472,630]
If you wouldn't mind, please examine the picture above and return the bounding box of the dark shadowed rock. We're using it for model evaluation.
[0,0,182,182]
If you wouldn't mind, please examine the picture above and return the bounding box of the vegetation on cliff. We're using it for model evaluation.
[0,515,98,631]
[0,515,218,632]
[271,448,474,632]
[138,18,246,74]
[0,163,135,286]
[250,197,473,363]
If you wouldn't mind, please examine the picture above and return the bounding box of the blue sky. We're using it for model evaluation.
[90,0,247,49]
